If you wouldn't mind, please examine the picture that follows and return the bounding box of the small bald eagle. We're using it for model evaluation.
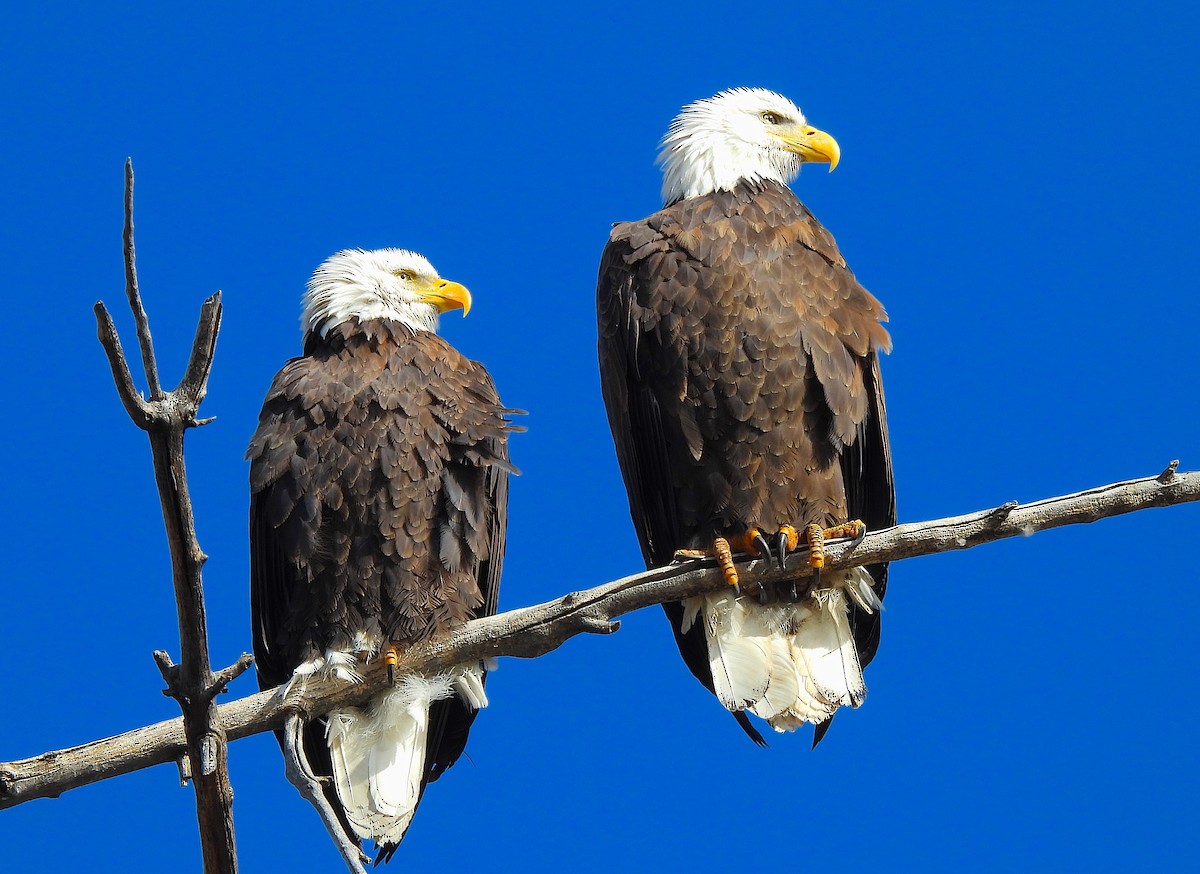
[248,248,518,860]
[597,88,895,745]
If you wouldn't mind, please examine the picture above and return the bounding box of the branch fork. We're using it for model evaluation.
[92,160,241,874]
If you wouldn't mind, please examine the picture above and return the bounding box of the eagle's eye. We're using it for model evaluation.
[760,111,785,125]
[395,269,416,281]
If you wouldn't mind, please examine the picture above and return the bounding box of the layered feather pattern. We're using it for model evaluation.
[682,568,876,732]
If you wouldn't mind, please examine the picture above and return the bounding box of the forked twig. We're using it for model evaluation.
[91,160,249,874]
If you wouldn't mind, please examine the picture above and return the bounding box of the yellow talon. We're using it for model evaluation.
[825,520,865,542]
[805,523,826,570]
[672,537,742,588]
[384,645,398,685]
[713,536,738,587]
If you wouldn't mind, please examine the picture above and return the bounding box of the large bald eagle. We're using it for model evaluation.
[597,88,895,745]
[248,249,517,860]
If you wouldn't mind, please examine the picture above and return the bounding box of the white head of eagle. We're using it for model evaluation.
[301,248,472,339]
[657,87,842,205]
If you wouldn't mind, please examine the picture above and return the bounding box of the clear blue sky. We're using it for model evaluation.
[2,3,1198,872]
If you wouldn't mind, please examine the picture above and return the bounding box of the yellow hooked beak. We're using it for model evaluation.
[421,279,472,316]
[781,125,841,172]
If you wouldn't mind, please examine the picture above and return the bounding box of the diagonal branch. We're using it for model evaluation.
[88,162,247,874]
[283,716,370,874]
[2,465,1197,811]
[95,301,155,428]
[180,293,222,412]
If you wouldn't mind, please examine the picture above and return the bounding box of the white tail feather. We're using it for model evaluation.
[366,701,424,818]
[684,567,877,733]
[793,589,865,709]
[454,669,490,710]
[324,665,487,848]
[703,594,771,709]
[748,632,801,720]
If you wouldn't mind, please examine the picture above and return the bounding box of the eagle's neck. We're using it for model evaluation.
[658,134,800,205]
[303,318,421,356]
[303,276,439,339]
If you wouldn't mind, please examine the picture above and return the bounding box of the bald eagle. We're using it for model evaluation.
[248,248,518,860]
[597,88,895,745]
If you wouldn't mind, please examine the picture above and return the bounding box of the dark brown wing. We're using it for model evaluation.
[423,365,513,787]
[812,348,895,747]
[597,238,680,569]
[248,347,317,693]
[843,349,895,669]
[598,222,765,742]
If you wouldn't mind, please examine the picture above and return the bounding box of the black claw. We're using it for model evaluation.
[759,580,773,605]
[387,663,395,685]
[811,565,821,589]
[847,523,866,549]
[786,578,799,601]
[775,530,791,571]
[752,531,773,563]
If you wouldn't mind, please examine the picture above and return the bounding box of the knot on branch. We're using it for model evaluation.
[198,733,220,777]
[579,615,621,635]
[154,650,185,701]
[157,651,256,706]
[986,501,1018,528]
[175,754,192,787]
[278,683,318,724]
[1158,459,1180,483]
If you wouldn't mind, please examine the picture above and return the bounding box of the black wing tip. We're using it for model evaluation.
[734,711,769,748]
[374,841,399,866]
[812,714,834,749]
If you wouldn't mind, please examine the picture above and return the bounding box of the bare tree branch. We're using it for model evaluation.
[284,716,371,874]
[3,466,1197,812]
[87,161,248,874]
[121,159,162,400]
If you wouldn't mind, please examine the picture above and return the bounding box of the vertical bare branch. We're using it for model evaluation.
[122,159,162,400]
[95,161,251,874]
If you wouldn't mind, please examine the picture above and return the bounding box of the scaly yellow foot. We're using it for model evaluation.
[384,644,399,685]
[804,520,866,587]
[673,530,773,590]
